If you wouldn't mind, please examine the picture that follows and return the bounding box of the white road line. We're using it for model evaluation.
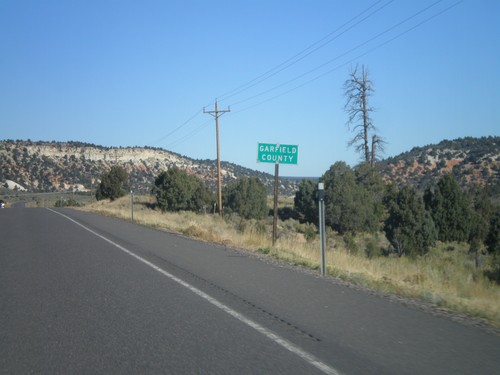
[48,209,343,375]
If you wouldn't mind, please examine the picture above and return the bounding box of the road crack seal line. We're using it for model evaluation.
[163,260,322,343]
[136,248,321,343]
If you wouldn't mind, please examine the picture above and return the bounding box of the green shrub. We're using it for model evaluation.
[96,166,129,201]
[152,167,214,212]
[54,197,81,207]
[223,177,268,220]
[365,239,381,258]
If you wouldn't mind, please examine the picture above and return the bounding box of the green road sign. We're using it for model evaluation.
[257,143,298,165]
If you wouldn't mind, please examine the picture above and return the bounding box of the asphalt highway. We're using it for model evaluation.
[1,207,499,374]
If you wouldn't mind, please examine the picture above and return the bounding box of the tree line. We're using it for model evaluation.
[96,166,269,220]
[294,162,500,260]
[96,163,499,260]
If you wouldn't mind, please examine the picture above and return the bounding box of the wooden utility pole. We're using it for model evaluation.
[204,99,230,217]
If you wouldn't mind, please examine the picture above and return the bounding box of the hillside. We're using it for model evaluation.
[0,140,299,195]
[1,137,498,198]
[379,136,499,191]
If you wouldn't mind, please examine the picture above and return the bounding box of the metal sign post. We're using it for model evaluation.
[318,183,326,276]
[257,143,298,247]
[272,162,279,246]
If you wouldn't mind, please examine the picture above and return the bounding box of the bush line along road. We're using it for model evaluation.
[1,206,499,374]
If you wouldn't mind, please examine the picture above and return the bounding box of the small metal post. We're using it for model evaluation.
[318,183,326,276]
[130,190,134,223]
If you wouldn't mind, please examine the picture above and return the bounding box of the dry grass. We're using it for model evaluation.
[327,243,500,323]
[80,195,500,328]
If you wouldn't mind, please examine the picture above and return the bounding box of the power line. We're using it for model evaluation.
[150,108,203,146]
[232,0,464,115]
[228,0,449,108]
[156,0,463,150]
[217,0,393,103]
[163,119,212,149]
[151,1,395,150]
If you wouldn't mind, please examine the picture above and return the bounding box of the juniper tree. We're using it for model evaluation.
[152,167,213,212]
[424,174,472,242]
[322,161,380,234]
[384,185,437,257]
[486,211,500,255]
[294,179,318,224]
[96,166,129,201]
[223,177,268,220]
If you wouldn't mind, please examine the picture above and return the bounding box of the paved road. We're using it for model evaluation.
[1,207,499,374]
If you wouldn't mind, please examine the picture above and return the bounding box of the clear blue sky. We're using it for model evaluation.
[1,0,498,177]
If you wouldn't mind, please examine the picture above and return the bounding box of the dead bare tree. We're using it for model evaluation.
[370,134,386,166]
[343,64,384,165]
